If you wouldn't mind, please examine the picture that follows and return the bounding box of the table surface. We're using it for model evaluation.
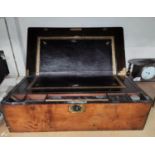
[0,77,155,137]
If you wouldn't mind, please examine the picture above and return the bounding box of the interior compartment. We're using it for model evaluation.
[46,93,109,102]
[29,75,125,90]
[5,92,150,104]
[128,93,149,102]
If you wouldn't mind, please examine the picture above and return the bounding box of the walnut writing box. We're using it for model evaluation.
[1,27,153,132]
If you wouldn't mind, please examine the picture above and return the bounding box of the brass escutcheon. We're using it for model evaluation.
[69,104,85,113]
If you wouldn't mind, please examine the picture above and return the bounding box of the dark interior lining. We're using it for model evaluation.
[39,39,113,75]
[29,75,125,90]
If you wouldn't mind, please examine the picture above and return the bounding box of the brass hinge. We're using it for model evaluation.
[118,67,127,76]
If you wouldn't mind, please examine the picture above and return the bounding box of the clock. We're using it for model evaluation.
[127,59,155,81]
[141,66,155,80]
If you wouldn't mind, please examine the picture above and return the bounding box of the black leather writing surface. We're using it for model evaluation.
[40,39,112,75]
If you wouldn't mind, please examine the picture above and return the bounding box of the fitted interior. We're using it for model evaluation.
[29,75,125,90]
[30,37,121,90]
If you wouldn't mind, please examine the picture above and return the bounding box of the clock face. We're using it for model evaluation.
[141,66,155,80]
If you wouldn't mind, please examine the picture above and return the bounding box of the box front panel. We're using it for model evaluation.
[3,103,151,132]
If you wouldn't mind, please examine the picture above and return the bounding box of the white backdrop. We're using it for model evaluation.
[2,17,155,76]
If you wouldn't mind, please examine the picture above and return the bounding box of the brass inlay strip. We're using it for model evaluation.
[36,37,41,75]
[111,37,116,75]
[45,99,109,102]
[114,76,126,88]
[27,76,39,90]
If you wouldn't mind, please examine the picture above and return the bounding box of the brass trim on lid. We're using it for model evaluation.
[36,36,117,76]
[111,37,117,75]
[36,37,41,75]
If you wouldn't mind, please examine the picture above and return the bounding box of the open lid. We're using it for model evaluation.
[26,27,126,76]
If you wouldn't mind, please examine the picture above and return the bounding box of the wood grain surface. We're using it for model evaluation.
[3,103,151,132]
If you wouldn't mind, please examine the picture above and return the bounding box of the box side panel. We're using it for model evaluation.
[2,103,151,132]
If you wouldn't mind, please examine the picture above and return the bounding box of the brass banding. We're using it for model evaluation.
[36,36,116,75]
